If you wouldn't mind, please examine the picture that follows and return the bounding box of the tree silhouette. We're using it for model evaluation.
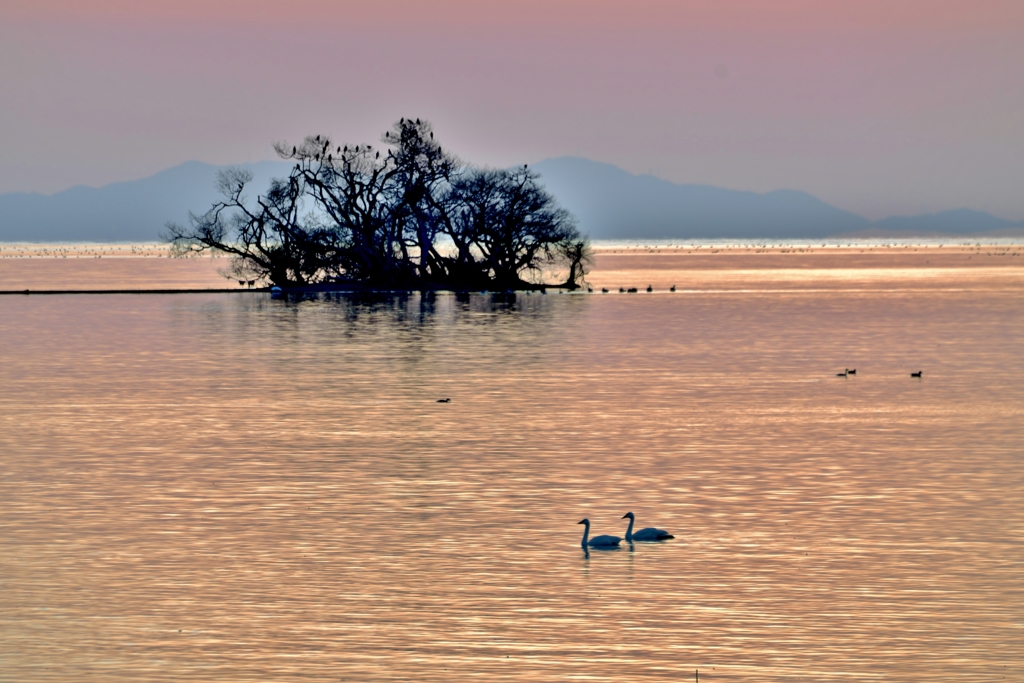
[166,119,590,289]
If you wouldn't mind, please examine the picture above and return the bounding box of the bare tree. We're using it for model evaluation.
[168,119,589,290]
[382,118,460,283]
[276,135,406,285]
[448,167,586,288]
[164,168,341,286]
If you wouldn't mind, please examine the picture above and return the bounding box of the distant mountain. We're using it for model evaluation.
[0,156,1020,242]
[533,157,1024,239]
[0,160,291,242]
[871,208,1021,235]
[532,157,871,239]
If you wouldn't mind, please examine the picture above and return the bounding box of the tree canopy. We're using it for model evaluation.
[165,119,591,290]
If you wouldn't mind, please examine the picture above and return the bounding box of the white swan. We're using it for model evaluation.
[622,512,674,542]
[578,519,621,548]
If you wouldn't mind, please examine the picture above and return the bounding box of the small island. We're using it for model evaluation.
[165,118,591,291]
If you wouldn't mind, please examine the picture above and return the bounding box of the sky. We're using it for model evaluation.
[2,0,1023,220]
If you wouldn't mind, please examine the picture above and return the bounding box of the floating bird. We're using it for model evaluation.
[602,288,609,293]
[670,285,676,292]
[578,519,621,548]
[837,370,848,377]
[646,285,653,292]
[436,398,451,403]
[911,371,922,378]
[847,369,856,375]
[622,512,674,542]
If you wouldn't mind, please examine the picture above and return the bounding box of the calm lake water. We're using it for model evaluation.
[1,254,1022,681]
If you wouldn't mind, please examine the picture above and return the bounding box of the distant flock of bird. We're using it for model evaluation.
[600,285,677,293]
[578,512,674,549]
[836,368,923,378]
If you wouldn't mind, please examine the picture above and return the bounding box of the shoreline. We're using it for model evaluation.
[0,288,257,295]
[2,244,1022,293]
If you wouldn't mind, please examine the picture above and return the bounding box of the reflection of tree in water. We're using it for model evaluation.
[285,289,571,326]
[245,291,586,368]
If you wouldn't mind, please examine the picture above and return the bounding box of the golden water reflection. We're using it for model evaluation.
[1,259,1022,681]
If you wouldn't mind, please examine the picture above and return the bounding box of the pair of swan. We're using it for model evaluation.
[578,512,674,548]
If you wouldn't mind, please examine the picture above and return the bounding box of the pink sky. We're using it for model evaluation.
[2,0,1023,219]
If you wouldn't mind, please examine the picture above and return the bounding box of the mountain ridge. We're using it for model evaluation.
[0,157,1019,242]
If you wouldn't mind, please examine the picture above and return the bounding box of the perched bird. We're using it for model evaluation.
[911,371,922,378]
[622,512,674,542]
[578,519,621,548]
[292,146,296,155]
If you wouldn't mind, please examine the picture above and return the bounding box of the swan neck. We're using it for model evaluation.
[625,516,635,542]
[580,521,589,548]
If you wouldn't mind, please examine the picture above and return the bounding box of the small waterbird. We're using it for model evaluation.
[436,398,451,403]
[622,512,674,542]
[911,371,922,378]
[847,369,856,374]
[837,370,849,377]
[578,519,621,548]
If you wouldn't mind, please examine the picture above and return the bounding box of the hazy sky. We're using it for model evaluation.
[2,0,1022,219]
